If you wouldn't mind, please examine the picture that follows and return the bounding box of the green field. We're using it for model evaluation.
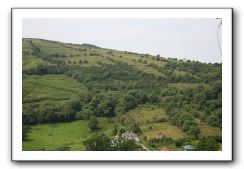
[127,105,185,140]
[198,123,222,137]
[23,74,87,104]
[23,120,90,151]
[23,117,116,151]
[141,122,185,140]
[127,105,167,125]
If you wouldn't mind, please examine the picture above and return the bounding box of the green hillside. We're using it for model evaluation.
[22,38,222,151]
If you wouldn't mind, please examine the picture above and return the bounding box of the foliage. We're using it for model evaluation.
[22,125,31,141]
[83,133,144,151]
[111,138,144,151]
[88,115,98,131]
[195,136,221,151]
[148,135,174,148]
[83,133,111,151]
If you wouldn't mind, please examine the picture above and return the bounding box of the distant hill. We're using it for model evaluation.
[22,38,222,151]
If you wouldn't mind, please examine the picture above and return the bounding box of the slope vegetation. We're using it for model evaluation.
[22,38,222,151]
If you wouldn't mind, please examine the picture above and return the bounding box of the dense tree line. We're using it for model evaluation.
[167,110,200,138]
[147,135,221,151]
[23,101,79,124]
[195,136,221,151]
[148,136,174,149]
[23,64,67,75]
[164,62,222,83]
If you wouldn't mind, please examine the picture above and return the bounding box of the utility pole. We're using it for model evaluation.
[216,18,222,56]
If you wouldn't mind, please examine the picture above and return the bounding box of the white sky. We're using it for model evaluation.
[23,18,222,63]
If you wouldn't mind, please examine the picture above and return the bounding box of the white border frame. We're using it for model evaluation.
[12,8,232,161]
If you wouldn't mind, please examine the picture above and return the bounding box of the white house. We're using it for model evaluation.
[122,131,138,140]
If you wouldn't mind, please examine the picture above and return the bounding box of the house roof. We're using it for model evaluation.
[122,131,137,138]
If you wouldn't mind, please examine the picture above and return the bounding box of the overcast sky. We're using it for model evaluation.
[23,18,222,63]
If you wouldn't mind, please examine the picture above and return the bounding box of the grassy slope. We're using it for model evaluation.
[23,38,167,77]
[127,105,168,125]
[23,75,87,104]
[23,120,90,151]
[127,105,185,140]
[22,38,221,151]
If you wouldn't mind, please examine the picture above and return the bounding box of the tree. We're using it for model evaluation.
[181,120,193,132]
[31,46,41,55]
[112,124,118,135]
[83,133,111,151]
[156,54,160,61]
[175,139,184,147]
[129,123,141,134]
[60,103,76,122]
[138,58,142,63]
[196,137,220,151]
[187,126,200,138]
[193,92,207,105]
[22,125,31,141]
[34,65,48,75]
[112,138,144,151]
[97,61,102,65]
[80,92,92,103]
[75,107,93,120]
[124,101,137,111]
[70,99,81,112]
[98,96,117,117]
[88,115,98,131]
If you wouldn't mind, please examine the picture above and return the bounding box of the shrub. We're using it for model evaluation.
[88,116,98,131]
